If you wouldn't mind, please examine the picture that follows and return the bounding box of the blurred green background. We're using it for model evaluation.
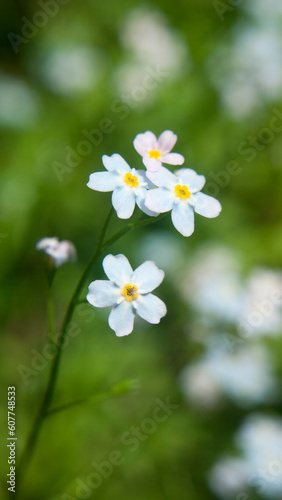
[1,0,282,499]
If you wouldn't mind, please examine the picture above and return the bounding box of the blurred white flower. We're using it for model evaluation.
[87,254,166,336]
[238,268,282,338]
[0,74,39,129]
[39,45,102,95]
[36,237,77,267]
[180,343,276,408]
[114,7,189,100]
[208,457,250,498]
[207,25,282,119]
[209,414,282,499]
[119,7,188,75]
[181,245,244,321]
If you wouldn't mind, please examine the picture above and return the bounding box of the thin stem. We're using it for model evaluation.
[17,209,167,492]
[17,207,114,489]
[47,280,55,344]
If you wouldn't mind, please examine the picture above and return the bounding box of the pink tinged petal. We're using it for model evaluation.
[112,186,136,219]
[145,188,174,213]
[134,261,165,292]
[193,192,222,218]
[133,131,158,156]
[162,153,185,165]
[87,280,120,307]
[171,203,195,237]
[177,168,206,192]
[108,301,135,336]
[157,130,177,153]
[103,254,133,284]
[146,166,177,188]
[87,171,119,192]
[136,293,167,324]
[143,157,162,172]
[102,154,131,173]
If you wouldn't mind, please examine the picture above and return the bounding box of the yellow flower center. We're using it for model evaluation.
[124,172,139,187]
[148,150,161,160]
[122,284,138,301]
[175,184,191,200]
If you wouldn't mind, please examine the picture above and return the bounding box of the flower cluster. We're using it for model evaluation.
[87,130,222,236]
[37,129,222,337]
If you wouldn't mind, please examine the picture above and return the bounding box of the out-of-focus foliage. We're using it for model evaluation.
[1,0,282,499]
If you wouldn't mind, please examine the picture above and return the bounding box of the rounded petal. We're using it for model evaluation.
[136,170,155,189]
[112,186,136,219]
[136,293,167,324]
[103,254,133,284]
[193,192,222,218]
[146,166,177,188]
[176,168,206,192]
[102,154,131,173]
[157,130,177,153]
[145,188,174,213]
[136,189,159,217]
[108,300,135,336]
[171,202,195,237]
[133,131,157,156]
[87,171,119,192]
[87,280,120,307]
[143,157,162,172]
[134,261,165,292]
[161,153,185,165]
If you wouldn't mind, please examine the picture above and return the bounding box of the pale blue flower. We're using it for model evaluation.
[87,154,157,219]
[86,254,166,336]
[145,166,222,236]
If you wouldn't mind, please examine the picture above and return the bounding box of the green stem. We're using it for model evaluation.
[47,280,55,344]
[17,209,166,492]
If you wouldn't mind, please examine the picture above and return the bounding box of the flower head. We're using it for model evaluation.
[36,237,77,267]
[145,167,222,237]
[86,254,167,336]
[87,154,157,219]
[133,130,185,172]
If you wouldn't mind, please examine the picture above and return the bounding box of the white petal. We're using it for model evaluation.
[146,166,177,188]
[108,300,135,336]
[136,293,167,324]
[103,254,133,284]
[162,153,185,165]
[102,154,131,173]
[171,202,195,236]
[136,170,155,189]
[145,188,174,213]
[87,280,120,307]
[134,261,165,292]
[133,131,157,156]
[136,189,159,217]
[193,192,222,218]
[87,171,119,192]
[36,237,58,250]
[176,168,205,192]
[112,186,136,219]
[157,130,177,153]
[143,157,162,172]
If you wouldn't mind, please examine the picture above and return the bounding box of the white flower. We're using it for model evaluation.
[36,237,77,267]
[87,154,157,219]
[133,130,184,172]
[86,254,167,336]
[145,167,222,236]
